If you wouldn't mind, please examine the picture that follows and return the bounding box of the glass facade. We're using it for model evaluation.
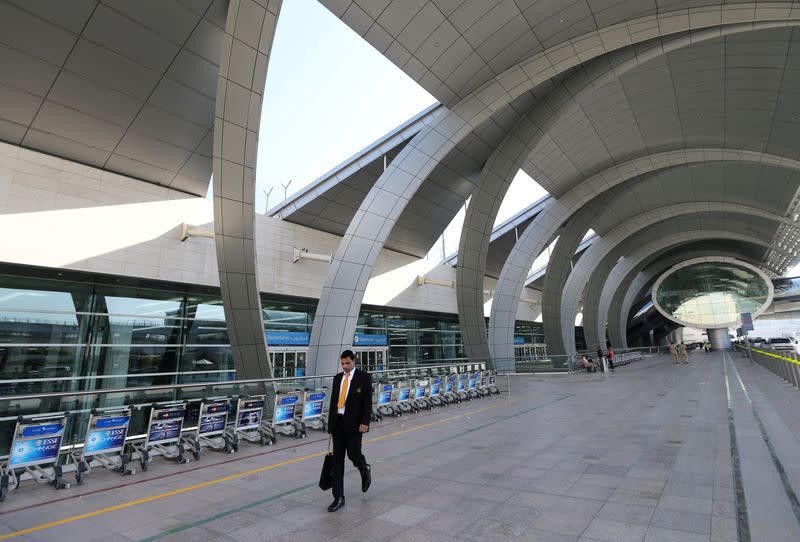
[0,263,584,394]
[654,261,770,327]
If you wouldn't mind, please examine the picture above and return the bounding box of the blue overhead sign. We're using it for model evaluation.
[740,312,754,332]
[353,333,387,346]
[266,331,309,346]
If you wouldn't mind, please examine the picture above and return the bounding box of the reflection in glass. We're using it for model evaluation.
[655,262,770,327]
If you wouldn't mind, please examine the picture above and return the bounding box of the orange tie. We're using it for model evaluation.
[337,372,350,409]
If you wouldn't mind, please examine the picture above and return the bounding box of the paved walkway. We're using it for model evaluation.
[1,352,799,541]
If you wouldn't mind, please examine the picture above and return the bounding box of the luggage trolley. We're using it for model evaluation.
[72,408,133,485]
[371,385,383,422]
[131,402,189,471]
[1,413,70,500]
[300,389,327,433]
[396,380,416,413]
[442,374,459,404]
[183,398,235,459]
[484,370,500,395]
[413,380,433,411]
[230,395,274,446]
[376,383,399,417]
[467,372,483,399]
[456,373,470,401]
[428,377,445,407]
[266,391,304,440]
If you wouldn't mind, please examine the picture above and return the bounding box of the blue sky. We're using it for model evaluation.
[254,0,435,213]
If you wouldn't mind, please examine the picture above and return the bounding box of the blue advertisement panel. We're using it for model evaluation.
[265,331,310,346]
[274,395,299,424]
[84,427,127,455]
[274,404,296,424]
[740,312,754,331]
[303,400,323,419]
[398,388,410,401]
[241,399,265,410]
[95,416,130,429]
[378,390,392,405]
[430,384,440,397]
[147,419,183,445]
[444,381,453,393]
[414,387,425,399]
[457,380,465,391]
[199,414,226,435]
[236,409,262,430]
[468,378,476,389]
[21,423,64,438]
[9,434,63,468]
[352,333,387,346]
[308,393,326,402]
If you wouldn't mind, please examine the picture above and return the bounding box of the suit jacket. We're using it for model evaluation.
[327,369,372,434]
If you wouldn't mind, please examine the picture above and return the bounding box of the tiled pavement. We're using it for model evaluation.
[1,351,799,541]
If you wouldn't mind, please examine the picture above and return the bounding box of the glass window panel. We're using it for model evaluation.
[655,262,769,327]
[0,312,82,344]
[178,346,235,382]
[0,344,82,381]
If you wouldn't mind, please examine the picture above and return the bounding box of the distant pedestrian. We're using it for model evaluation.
[678,342,689,364]
[606,346,615,371]
[668,342,678,364]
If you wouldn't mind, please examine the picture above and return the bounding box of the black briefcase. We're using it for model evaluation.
[319,437,334,491]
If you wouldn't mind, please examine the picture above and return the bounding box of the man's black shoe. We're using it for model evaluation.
[361,464,371,493]
[327,496,345,512]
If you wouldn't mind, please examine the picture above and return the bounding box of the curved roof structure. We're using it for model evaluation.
[304,1,800,372]
[0,0,224,195]
[11,0,800,373]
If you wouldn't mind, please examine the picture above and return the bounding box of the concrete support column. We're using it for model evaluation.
[707,328,732,350]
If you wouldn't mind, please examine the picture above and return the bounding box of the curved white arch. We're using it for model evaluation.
[562,204,797,354]
[488,148,800,361]
[307,6,800,374]
[213,1,281,378]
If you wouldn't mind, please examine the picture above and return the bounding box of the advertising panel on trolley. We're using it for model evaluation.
[84,414,130,456]
[236,398,265,430]
[146,406,186,446]
[8,420,66,469]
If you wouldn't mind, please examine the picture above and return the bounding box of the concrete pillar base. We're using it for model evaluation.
[707,327,732,350]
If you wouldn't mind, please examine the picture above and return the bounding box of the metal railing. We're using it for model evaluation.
[738,344,800,389]
[0,361,494,458]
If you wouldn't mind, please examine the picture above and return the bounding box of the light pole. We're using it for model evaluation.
[281,180,293,202]
[263,187,273,214]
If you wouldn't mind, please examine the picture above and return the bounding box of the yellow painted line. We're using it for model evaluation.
[0,396,520,540]
[748,347,800,366]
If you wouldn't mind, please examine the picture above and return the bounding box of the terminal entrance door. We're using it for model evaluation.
[353,347,386,372]
[268,349,308,377]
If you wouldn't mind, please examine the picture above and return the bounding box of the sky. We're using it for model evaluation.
[254,0,435,213]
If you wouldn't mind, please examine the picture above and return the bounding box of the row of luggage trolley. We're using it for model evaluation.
[372,370,500,421]
[0,387,329,503]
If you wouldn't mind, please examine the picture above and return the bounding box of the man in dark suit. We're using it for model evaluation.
[326,350,372,512]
